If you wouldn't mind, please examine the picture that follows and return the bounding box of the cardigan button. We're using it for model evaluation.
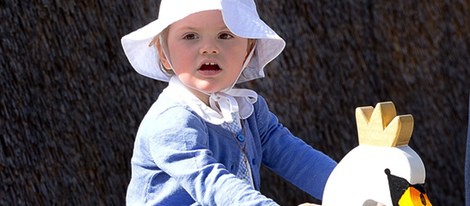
[237,134,245,142]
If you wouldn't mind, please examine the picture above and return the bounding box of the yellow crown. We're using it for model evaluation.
[355,102,414,147]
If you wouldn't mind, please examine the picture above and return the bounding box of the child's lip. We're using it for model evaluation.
[199,64,220,70]
[198,62,222,76]
[203,62,217,66]
[198,60,222,71]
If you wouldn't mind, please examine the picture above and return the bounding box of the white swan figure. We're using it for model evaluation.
[322,102,432,206]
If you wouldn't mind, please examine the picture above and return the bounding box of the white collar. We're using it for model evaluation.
[165,77,258,125]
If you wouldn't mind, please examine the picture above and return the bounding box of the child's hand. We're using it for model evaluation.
[298,203,320,206]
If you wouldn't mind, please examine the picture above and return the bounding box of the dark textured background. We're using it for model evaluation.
[1,0,469,205]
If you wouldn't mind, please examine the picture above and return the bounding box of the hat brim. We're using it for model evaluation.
[121,0,285,82]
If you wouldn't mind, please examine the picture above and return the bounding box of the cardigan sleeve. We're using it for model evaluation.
[254,96,337,200]
[145,106,279,206]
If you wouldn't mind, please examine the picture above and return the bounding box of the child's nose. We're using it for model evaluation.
[200,40,219,54]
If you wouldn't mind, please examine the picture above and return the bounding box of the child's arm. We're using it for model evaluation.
[255,96,337,200]
[145,106,279,205]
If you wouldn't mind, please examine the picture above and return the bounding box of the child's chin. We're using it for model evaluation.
[194,83,229,94]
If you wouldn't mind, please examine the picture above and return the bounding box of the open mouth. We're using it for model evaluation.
[199,62,221,71]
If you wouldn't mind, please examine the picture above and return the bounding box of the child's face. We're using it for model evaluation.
[158,10,251,101]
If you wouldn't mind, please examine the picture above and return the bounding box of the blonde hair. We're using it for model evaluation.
[149,28,174,76]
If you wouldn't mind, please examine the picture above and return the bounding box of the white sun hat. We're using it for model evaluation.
[121,0,286,83]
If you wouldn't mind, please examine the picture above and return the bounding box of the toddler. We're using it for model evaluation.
[121,0,337,205]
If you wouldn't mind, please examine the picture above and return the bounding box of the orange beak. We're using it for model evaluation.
[398,185,432,206]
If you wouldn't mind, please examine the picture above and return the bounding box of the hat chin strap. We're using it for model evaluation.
[161,37,258,123]
[208,44,257,123]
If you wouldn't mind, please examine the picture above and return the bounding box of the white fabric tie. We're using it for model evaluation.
[166,77,258,125]
[209,89,257,123]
